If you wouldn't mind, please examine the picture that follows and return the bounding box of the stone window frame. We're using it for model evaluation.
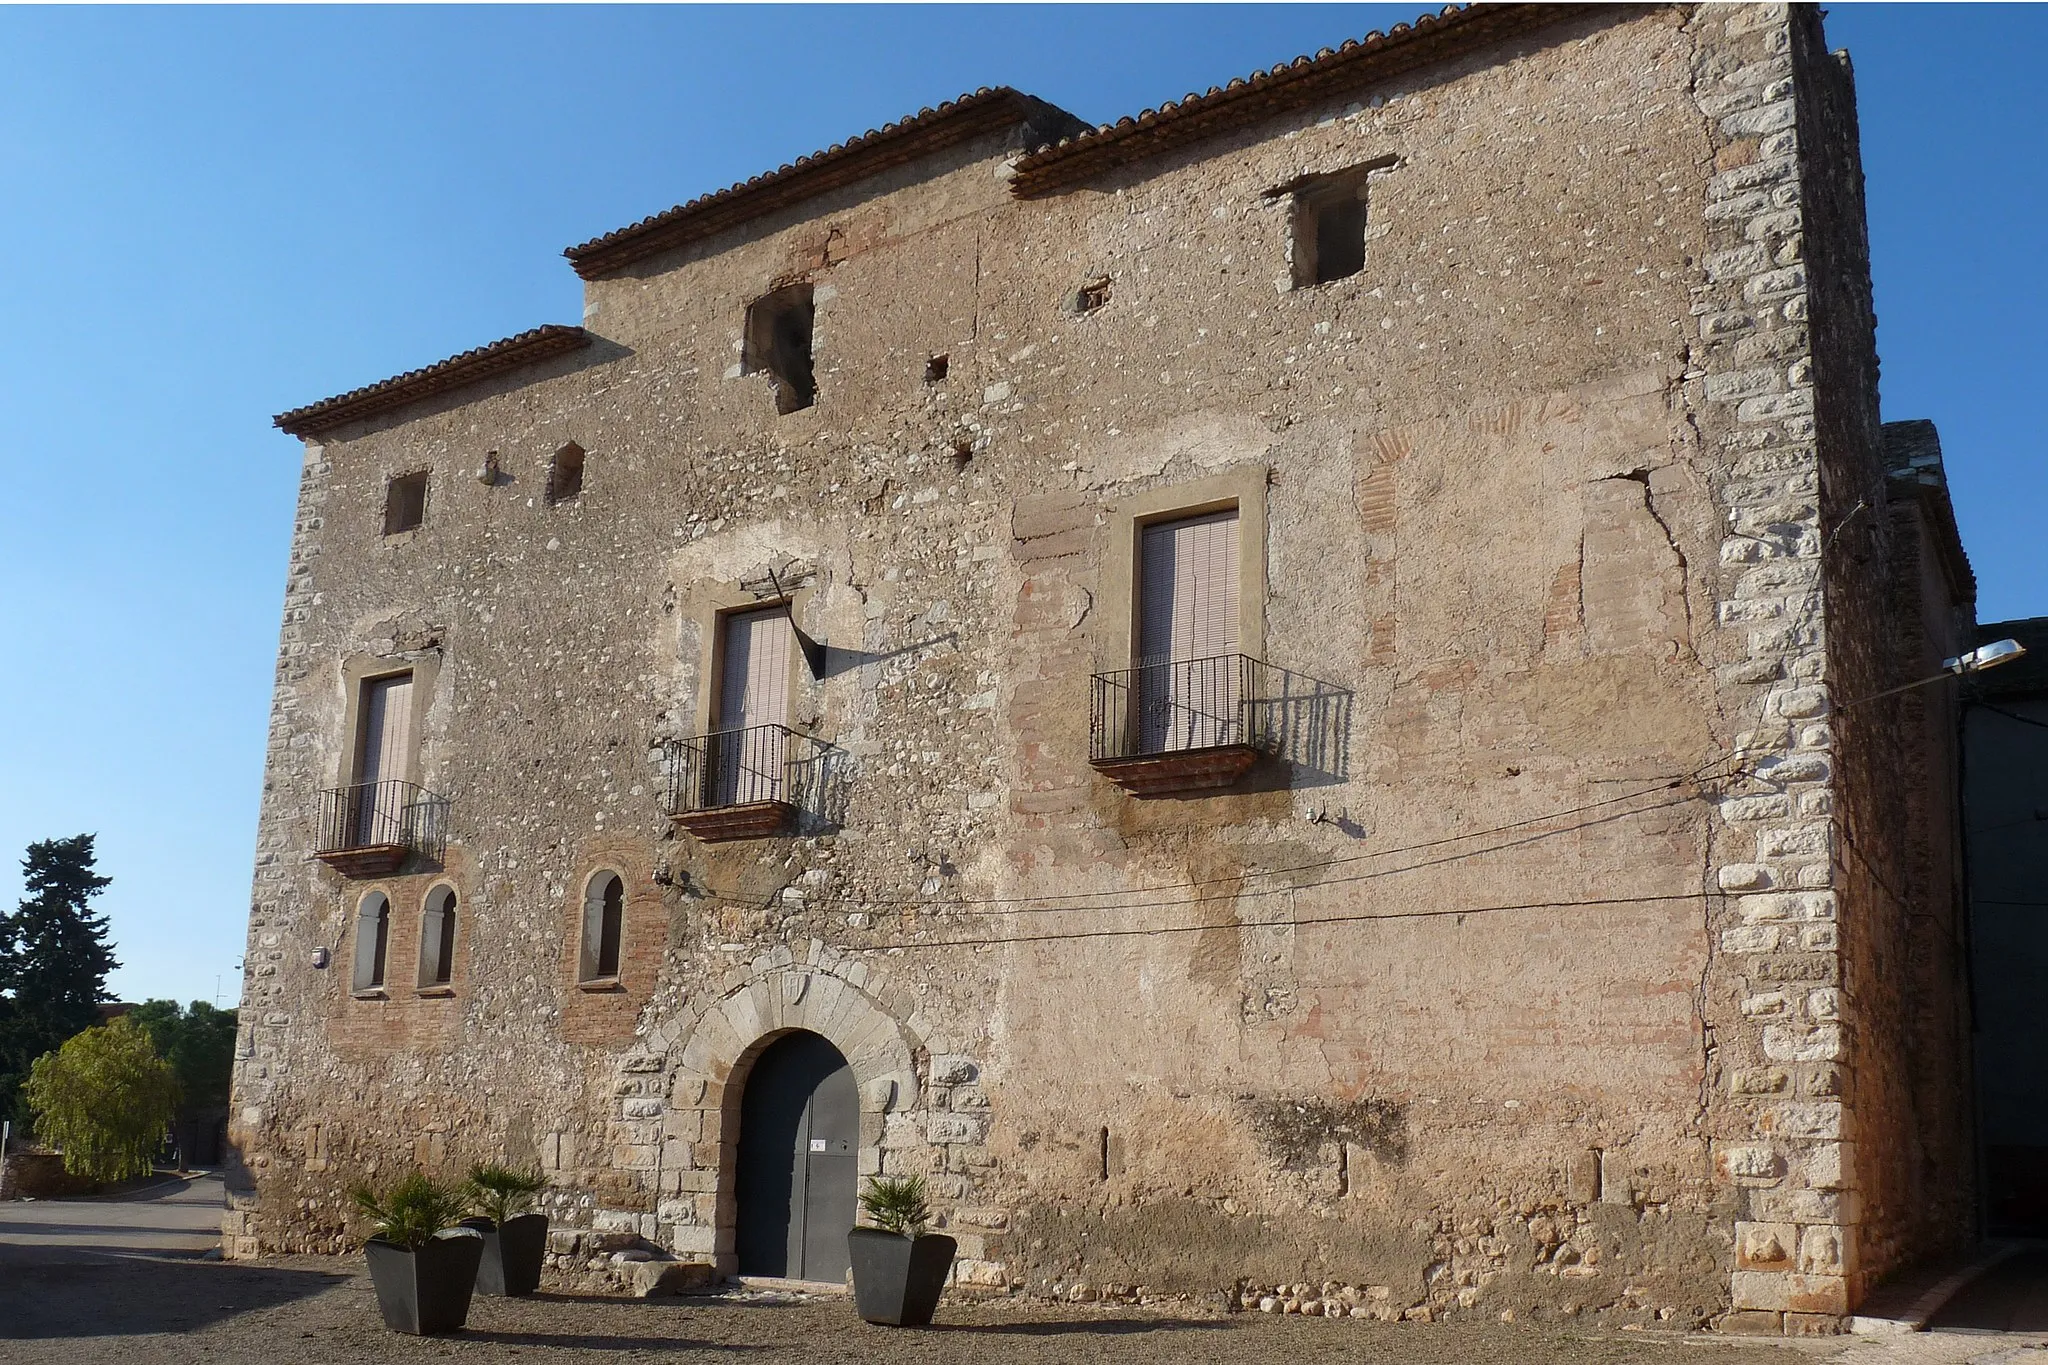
[1096,465,1269,675]
[574,866,629,991]
[680,578,822,743]
[414,880,460,997]
[349,889,392,998]
[1276,154,1398,291]
[334,652,441,793]
[382,469,430,537]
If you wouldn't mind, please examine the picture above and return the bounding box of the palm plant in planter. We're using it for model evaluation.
[847,1174,956,1327]
[461,1163,550,1296]
[351,1172,484,1335]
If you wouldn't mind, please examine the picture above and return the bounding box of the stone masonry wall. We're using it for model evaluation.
[226,4,1967,1332]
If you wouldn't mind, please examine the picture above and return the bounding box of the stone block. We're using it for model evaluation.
[1731,1271,1848,1315]
[1735,1221,1795,1270]
[1759,1100,1841,1138]
[1761,1026,1843,1064]
[930,1055,981,1085]
[633,1259,716,1298]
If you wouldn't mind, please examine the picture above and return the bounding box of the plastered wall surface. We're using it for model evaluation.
[229,5,1972,1333]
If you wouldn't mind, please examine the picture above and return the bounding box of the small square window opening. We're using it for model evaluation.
[383,471,428,536]
[1071,276,1112,314]
[549,443,585,503]
[744,283,817,414]
[925,354,949,384]
[1287,159,1391,288]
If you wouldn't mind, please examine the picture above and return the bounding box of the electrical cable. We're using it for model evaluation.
[690,749,1754,913]
[816,890,1711,952]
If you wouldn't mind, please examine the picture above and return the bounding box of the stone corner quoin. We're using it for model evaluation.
[225,3,1978,1336]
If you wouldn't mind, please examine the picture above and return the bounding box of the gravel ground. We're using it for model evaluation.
[0,1253,1840,1365]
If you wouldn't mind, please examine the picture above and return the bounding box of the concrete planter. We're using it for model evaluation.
[364,1230,484,1334]
[461,1213,549,1296]
[847,1228,956,1327]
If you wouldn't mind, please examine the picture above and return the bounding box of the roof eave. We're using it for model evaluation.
[1009,3,1581,198]
[564,88,1084,281]
[274,325,592,440]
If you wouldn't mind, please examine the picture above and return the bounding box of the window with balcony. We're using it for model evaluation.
[417,884,457,990]
[316,669,448,877]
[1090,508,1272,795]
[665,604,831,840]
[351,891,390,994]
[578,871,624,984]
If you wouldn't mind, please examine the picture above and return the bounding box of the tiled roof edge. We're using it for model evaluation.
[1009,3,1580,198]
[564,88,1086,281]
[274,325,591,439]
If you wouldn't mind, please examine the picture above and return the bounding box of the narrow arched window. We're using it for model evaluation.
[579,872,624,982]
[352,892,390,992]
[418,885,458,988]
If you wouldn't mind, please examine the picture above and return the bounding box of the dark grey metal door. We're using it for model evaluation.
[735,1031,858,1282]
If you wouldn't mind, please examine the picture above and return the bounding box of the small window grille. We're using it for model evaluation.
[383,471,428,535]
[1071,276,1112,314]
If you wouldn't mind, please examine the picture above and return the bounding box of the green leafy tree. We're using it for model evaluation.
[24,1015,178,1183]
[130,1000,238,1168]
[0,835,119,1129]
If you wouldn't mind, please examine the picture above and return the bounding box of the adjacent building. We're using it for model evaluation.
[228,3,1984,1332]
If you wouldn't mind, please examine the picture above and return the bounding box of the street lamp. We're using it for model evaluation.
[1842,638,2027,708]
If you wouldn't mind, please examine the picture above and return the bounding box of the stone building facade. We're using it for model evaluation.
[229,3,1981,1332]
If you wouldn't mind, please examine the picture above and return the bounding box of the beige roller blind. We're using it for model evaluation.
[1136,510,1241,751]
[715,607,793,804]
[358,674,414,787]
[356,673,414,844]
[1138,510,1240,665]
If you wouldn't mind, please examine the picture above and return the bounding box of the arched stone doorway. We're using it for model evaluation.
[735,1030,858,1282]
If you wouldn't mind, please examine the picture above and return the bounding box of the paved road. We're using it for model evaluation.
[0,1170,223,1263]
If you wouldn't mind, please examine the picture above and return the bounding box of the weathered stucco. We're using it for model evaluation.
[228,4,1974,1334]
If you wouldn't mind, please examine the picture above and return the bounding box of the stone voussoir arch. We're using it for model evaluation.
[640,945,923,1265]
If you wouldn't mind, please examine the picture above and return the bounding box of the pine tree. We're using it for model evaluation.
[0,835,118,1129]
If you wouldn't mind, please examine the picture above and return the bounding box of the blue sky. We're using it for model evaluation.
[0,5,2040,1007]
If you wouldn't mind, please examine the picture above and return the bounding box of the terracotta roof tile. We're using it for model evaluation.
[564,87,1084,280]
[274,325,590,438]
[1009,3,1579,197]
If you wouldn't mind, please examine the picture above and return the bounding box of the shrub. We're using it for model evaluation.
[465,1162,546,1226]
[23,1016,178,1184]
[350,1171,470,1250]
[858,1174,931,1237]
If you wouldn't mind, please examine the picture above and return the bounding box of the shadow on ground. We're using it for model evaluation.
[459,1329,757,1350]
[1930,1249,2048,1334]
[927,1318,1231,1337]
[0,1257,345,1339]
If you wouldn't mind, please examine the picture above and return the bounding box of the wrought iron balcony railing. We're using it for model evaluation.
[661,723,833,840]
[1090,653,1348,795]
[314,779,448,876]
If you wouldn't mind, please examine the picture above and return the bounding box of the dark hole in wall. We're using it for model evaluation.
[383,471,428,535]
[1312,195,1368,283]
[1072,276,1112,314]
[925,354,949,383]
[549,443,585,503]
[744,283,817,414]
